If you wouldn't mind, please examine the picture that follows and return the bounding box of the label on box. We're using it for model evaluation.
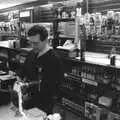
[82,78,98,86]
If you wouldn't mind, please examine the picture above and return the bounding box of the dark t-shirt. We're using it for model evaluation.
[21,49,63,104]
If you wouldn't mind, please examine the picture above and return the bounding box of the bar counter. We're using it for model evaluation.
[74,52,120,68]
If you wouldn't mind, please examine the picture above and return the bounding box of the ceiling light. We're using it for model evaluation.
[0,0,37,9]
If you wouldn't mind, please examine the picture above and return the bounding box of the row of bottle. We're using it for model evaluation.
[61,78,75,91]
[0,24,17,33]
[71,65,119,85]
[60,10,120,36]
[0,18,20,34]
[56,7,76,19]
[71,65,96,81]
[83,11,120,36]
[56,9,120,39]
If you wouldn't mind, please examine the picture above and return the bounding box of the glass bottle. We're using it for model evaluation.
[110,46,116,66]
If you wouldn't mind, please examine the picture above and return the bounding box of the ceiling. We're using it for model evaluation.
[0,0,38,9]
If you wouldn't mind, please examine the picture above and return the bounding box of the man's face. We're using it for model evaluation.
[28,34,46,52]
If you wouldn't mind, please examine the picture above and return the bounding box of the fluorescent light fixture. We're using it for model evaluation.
[0,0,37,9]
[0,3,18,9]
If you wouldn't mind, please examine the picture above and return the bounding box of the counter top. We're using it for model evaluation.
[0,104,46,120]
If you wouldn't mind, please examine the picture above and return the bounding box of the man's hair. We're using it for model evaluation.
[28,25,48,41]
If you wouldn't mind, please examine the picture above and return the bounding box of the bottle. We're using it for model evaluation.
[95,13,102,36]
[113,12,120,35]
[110,46,116,66]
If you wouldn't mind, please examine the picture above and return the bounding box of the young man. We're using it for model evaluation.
[20,25,64,113]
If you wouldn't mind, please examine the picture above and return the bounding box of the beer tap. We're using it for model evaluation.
[107,11,114,38]
[13,76,25,117]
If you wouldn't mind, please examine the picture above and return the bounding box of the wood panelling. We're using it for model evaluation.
[0,0,68,14]
[87,40,120,54]
[33,6,55,23]
[88,0,120,13]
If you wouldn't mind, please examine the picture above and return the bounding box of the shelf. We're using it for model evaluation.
[54,18,75,22]
[111,35,120,39]
[65,73,99,86]
[58,37,74,40]
[96,40,120,45]
[65,73,81,83]
[0,32,18,37]
[0,88,13,93]
[61,98,85,114]
[97,34,120,39]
